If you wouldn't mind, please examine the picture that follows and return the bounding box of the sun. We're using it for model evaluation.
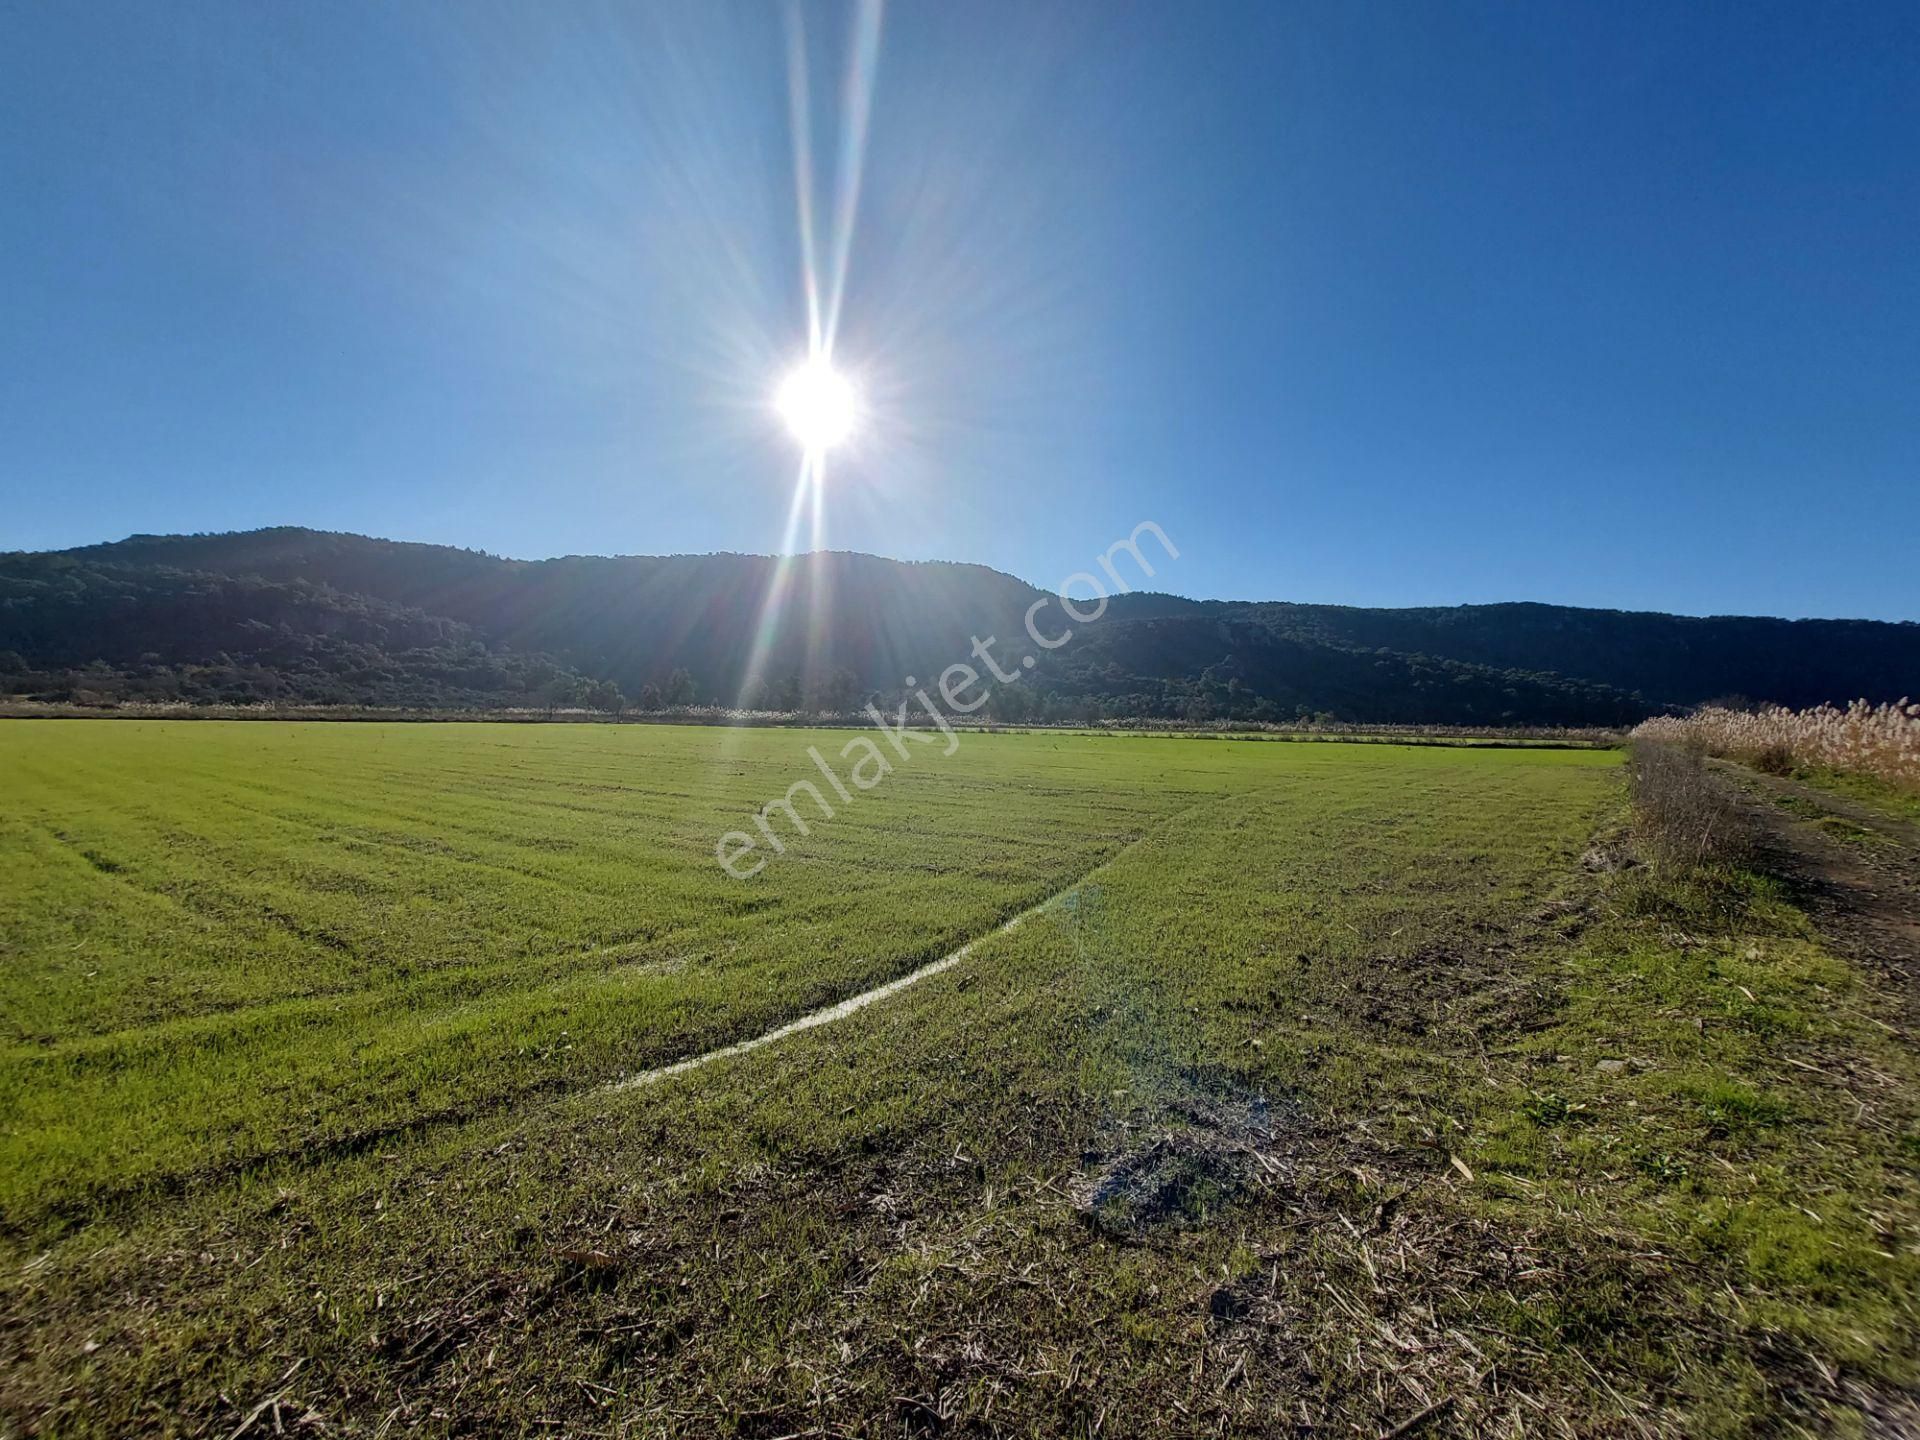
[775,359,858,454]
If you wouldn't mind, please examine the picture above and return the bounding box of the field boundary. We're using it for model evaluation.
[0,704,1622,747]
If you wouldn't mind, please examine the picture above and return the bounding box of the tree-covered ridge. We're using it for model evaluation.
[2,528,1914,724]
[1111,593,1920,713]
[0,554,596,710]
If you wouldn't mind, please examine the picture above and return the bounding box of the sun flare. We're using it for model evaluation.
[775,359,857,454]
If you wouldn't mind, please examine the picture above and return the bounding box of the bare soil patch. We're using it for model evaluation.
[1722,763,1920,1015]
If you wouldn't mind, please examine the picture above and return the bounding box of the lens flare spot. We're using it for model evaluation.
[775,360,857,453]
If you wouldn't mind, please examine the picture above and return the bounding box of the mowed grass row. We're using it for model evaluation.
[0,720,1584,1231]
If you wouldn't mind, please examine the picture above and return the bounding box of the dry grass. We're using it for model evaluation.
[1625,739,1756,872]
[1635,700,1920,792]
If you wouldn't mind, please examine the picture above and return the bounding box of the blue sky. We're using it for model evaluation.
[2,0,1915,620]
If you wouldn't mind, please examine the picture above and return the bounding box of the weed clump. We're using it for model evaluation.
[1626,738,1756,873]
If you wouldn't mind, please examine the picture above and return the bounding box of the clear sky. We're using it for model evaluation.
[3,1,1916,620]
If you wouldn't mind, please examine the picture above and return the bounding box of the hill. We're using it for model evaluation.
[1,527,1914,724]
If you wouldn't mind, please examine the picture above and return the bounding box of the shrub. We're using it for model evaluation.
[1627,739,1755,872]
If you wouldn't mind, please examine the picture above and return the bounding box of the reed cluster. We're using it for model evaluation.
[1634,699,1920,790]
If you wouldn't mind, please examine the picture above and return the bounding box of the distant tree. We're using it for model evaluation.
[664,667,697,707]
[988,684,1031,724]
[636,681,663,711]
[527,660,560,697]
[808,666,859,714]
[540,674,584,718]
[584,679,625,716]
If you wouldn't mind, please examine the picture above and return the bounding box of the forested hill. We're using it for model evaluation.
[1,527,1914,725]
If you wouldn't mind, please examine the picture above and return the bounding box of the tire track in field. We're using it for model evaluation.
[606,827,1160,1094]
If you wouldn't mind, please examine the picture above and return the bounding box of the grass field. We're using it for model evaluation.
[4,720,1918,1436]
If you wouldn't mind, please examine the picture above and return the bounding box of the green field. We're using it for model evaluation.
[4,721,1917,1436]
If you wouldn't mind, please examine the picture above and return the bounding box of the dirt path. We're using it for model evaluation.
[1745,769,1920,850]
[1717,762,1920,1017]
